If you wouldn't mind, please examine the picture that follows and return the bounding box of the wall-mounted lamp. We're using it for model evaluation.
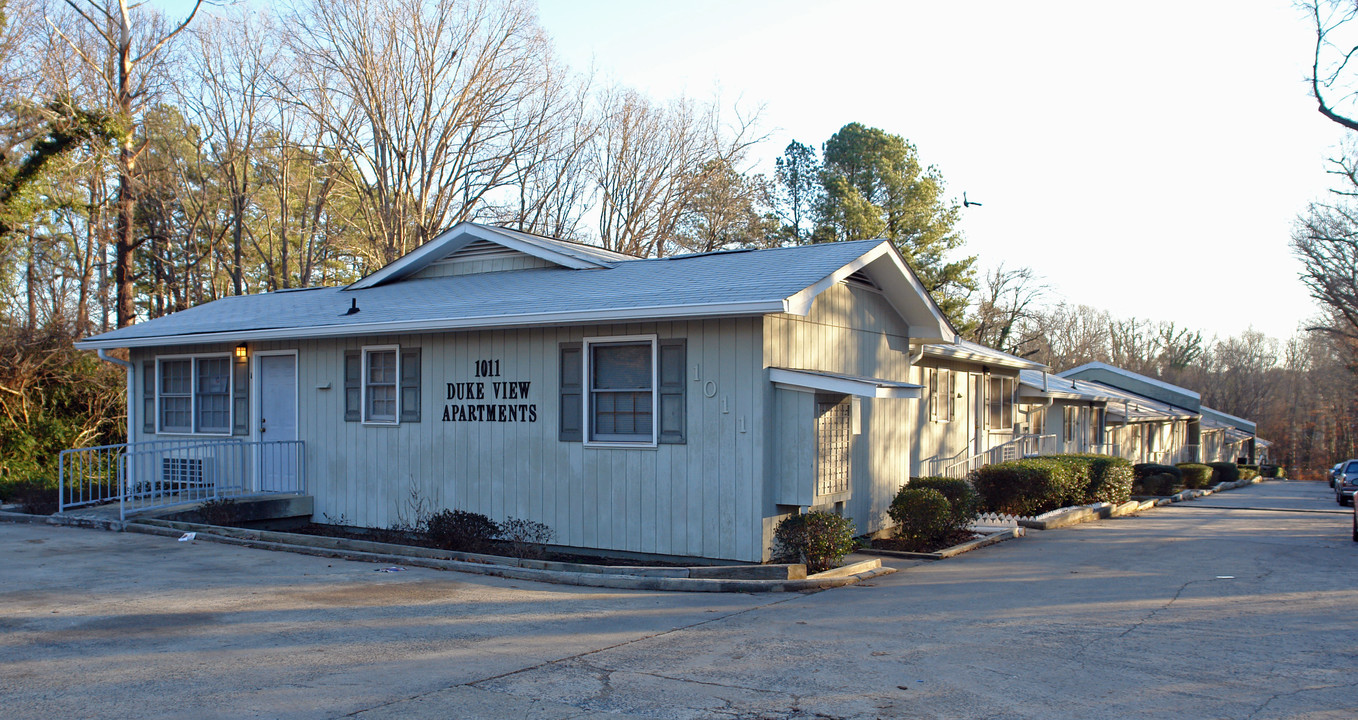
[235,343,248,363]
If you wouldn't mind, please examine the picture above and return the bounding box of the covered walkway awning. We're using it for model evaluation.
[769,368,923,399]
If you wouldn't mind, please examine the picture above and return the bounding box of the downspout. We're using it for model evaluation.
[908,343,926,367]
[98,348,134,444]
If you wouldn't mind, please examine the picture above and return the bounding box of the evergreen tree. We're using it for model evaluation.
[815,122,976,322]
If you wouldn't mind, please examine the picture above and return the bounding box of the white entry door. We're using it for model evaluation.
[257,353,298,491]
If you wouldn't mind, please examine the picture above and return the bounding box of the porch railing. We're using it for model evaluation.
[1087,443,1121,458]
[59,438,305,521]
[938,434,1057,478]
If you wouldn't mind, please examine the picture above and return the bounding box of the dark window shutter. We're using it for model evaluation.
[232,360,249,436]
[399,347,421,423]
[658,338,686,444]
[559,342,582,441]
[344,350,361,422]
[142,361,156,435]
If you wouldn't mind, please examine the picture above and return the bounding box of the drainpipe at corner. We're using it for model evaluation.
[97,348,134,444]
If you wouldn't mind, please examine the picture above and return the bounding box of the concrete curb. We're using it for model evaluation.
[4,511,894,592]
[133,517,808,580]
[858,527,1025,561]
[121,521,893,593]
[1028,477,1273,525]
[0,509,124,530]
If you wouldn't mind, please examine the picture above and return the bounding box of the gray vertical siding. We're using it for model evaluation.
[763,282,915,547]
[177,319,770,562]
[127,279,934,562]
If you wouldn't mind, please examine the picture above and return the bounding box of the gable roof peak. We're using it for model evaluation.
[346,221,638,290]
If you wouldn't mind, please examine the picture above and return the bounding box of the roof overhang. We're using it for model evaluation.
[924,343,1046,371]
[782,241,956,344]
[769,367,923,399]
[73,299,786,350]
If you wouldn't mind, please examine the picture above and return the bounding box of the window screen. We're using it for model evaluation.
[365,349,398,423]
[159,359,192,433]
[195,357,231,433]
[590,342,653,441]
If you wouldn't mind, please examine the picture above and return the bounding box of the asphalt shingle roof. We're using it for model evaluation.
[78,239,885,348]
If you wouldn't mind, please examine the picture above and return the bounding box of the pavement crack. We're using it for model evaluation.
[1117,579,1198,638]
[1244,682,1353,720]
[337,595,807,719]
[467,592,808,688]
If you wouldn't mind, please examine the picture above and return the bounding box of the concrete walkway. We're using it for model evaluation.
[3,479,1355,719]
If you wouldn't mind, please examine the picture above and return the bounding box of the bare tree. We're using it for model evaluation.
[593,89,761,257]
[284,0,556,267]
[1308,1,1358,132]
[46,0,203,327]
[183,9,279,296]
[965,264,1048,355]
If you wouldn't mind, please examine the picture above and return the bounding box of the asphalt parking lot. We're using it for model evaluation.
[3,479,1355,720]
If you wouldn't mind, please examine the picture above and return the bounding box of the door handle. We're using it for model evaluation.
[260,418,267,434]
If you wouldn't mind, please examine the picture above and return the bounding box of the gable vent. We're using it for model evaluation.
[432,238,522,264]
[845,269,879,290]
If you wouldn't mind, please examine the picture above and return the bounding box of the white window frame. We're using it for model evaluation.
[582,334,658,448]
[155,353,233,436]
[361,344,400,426]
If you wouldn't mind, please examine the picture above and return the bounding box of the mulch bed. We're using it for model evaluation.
[282,522,694,568]
[870,530,980,554]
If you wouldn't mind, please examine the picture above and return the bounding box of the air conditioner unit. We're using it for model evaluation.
[162,456,214,489]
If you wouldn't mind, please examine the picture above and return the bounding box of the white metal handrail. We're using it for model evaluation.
[60,438,306,520]
[939,434,1057,478]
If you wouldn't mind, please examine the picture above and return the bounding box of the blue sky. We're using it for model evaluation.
[535,0,1348,343]
[147,0,1348,342]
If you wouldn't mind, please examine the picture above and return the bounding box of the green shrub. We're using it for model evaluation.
[426,509,501,553]
[1135,472,1177,496]
[971,458,1085,517]
[499,517,554,559]
[1260,464,1281,478]
[1052,454,1135,505]
[1133,463,1183,483]
[772,511,857,573]
[905,477,980,530]
[889,488,954,546]
[4,479,58,515]
[1176,463,1214,489]
[1238,466,1259,482]
[1206,462,1240,484]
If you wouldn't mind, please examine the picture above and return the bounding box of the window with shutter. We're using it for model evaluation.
[658,339,686,444]
[559,343,582,441]
[400,348,421,422]
[344,351,361,421]
[362,346,399,424]
[154,354,232,435]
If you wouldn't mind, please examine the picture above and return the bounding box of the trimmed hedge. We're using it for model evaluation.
[889,488,954,546]
[905,476,981,529]
[1138,473,1178,496]
[971,458,1082,517]
[970,454,1132,516]
[1260,464,1281,478]
[1206,462,1240,484]
[1133,463,1183,483]
[1176,463,1214,489]
[1067,454,1135,505]
[1238,466,1259,482]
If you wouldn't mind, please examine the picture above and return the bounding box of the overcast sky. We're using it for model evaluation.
[535,0,1349,343]
[146,0,1348,342]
